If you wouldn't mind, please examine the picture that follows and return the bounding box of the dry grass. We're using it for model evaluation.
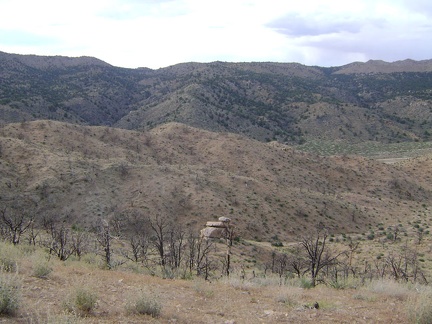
[363,279,413,301]
[0,240,418,323]
[0,271,21,316]
[407,287,432,324]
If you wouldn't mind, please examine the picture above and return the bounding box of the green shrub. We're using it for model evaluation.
[75,288,97,313]
[0,272,20,315]
[300,278,313,289]
[162,267,177,279]
[18,244,36,256]
[32,260,52,279]
[0,244,18,273]
[271,241,283,247]
[126,291,162,318]
[63,287,97,316]
[329,279,347,289]
[81,253,100,266]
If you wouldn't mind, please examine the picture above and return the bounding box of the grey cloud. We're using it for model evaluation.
[401,0,432,16]
[300,28,432,65]
[267,13,381,37]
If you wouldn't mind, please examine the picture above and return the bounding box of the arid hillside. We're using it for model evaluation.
[3,239,429,323]
[2,52,432,323]
[3,239,427,323]
[1,120,432,241]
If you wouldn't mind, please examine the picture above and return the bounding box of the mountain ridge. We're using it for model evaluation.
[1,51,432,146]
[334,58,432,74]
[0,51,111,69]
[3,50,432,72]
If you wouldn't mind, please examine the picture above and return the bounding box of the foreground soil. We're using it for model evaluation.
[5,256,413,324]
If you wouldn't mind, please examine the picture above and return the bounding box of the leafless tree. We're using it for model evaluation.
[373,257,388,279]
[222,225,234,277]
[194,238,215,279]
[50,225,76,261]
[167,225,186,270]
[0,206,35,245]
[94,219,114,269]
[347,239,360,266]
[122,211,151,265]
[42,214,77,261]
[300,225,346,287]
[274,253,288,285]
[381,243,429,284]
[186,232,198,274]
[287,246,308,278]
[149,215,171,268]
[27,221,40,246]
[125,235,151,264]
[71,230,90,260]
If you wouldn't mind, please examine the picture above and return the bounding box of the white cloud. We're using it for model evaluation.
[0,0,431,68]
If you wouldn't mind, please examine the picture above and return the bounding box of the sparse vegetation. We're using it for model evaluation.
[1,54,432,322]
[32,259,52,279]
[125,290,162,317]
[63,286,98,316]
[0,243,18,273]
[0,238,430,321]
[0,271,20,316]
[407,288,432,324]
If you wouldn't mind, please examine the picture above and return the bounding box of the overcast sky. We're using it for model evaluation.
[1,0,431,69]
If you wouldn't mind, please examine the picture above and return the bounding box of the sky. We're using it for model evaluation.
[0,0,431,69]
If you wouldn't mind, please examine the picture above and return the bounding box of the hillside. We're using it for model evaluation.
[2,52,432,323]
[1,120,432,242]
[1,52,432,145]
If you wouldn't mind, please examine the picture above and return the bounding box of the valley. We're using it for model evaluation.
[1,52,432,322]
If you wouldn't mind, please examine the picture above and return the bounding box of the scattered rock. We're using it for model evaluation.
[263,310,274,316]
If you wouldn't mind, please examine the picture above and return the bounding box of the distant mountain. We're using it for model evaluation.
[335,59,432,74]
[0,51,110,69]
[1,52,432,145]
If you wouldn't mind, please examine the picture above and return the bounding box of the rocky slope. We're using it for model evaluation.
[1,120,431,241]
